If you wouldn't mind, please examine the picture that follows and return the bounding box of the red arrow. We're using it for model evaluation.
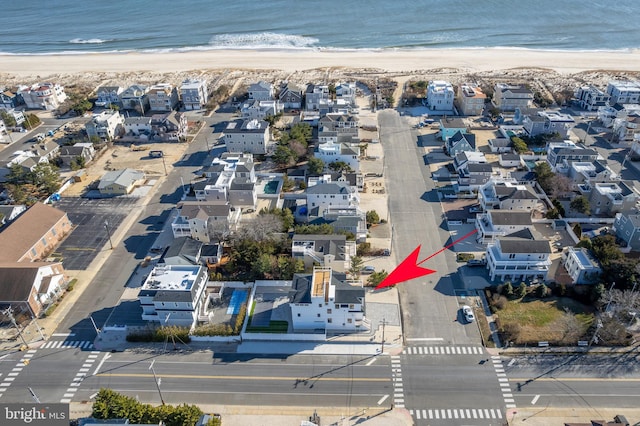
[375,229,478,290]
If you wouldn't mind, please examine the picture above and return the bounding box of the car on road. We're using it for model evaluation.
[466,259,486,267]
[361,266,376,274]
[462,305,475,323]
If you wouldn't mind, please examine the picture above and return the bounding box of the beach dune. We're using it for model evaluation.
[2,48,640,77]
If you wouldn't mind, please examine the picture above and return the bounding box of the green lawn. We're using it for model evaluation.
[495,296,594,345]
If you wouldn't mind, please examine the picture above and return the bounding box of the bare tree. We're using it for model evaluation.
[549,174,572,199]
[233,214,283,242]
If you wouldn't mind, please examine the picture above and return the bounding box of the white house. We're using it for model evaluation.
[292,234,356,272]
[426,80,454,111]
[123,116,152,136]
[194,153,257,210]
[493,83,533,111]
[18,82,67,110]
[248,81,275,101]
[562,247,601,285]
[315,141,360,173]
[606,80,640,105]
[574,85,610,111]
[289,267,365,332]
[138,265,208,329]
[224,119,270,154]
[306,182,359,219]
[85,110,125,140]
[240,99,283,120]
[120,85,150,114]
[180,78,209,110]
[486,229,552,282]
[335,82,357,106]
[171,201,235,243]
[95,86,124,108]
[478,179,538,212]
[476,210,533,244]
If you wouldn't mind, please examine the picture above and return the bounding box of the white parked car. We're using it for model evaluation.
[462,305,475,323]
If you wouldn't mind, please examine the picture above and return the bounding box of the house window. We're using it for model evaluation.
[41,237,47,246]
[347,318,352,323]
[327,318,332,323]
[297,313,301,317]
[318,303,322,308]
[31,248,37,257]
[51,228,57,237]
[317,313,321,317]
[509,254,516,259]
[327,309,332,314]
[349,304,354,309]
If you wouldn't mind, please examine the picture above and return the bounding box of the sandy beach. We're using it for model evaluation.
[2,48,640,77]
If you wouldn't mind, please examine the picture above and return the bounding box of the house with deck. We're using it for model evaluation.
[476,210,533,244]
[224,119,270,154]
[485,229,551,282]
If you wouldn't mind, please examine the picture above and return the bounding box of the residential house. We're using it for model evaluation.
[509,170,537,186]
[30,140,59,162]
[94,86,124,108]
[289,267,365,332]
[158,237,203,266]
[0,204,26,227]
[445,130,476,156]
[439,117,468,142]
[147,83,179,112]
[478,180,538,211]
[0,262,66,317]
[306,182,359,219]
[194,153,257,209]
[278,83,304,109]
[292,234,356,272]
[224,119,270,154]
[318,114,359,144]
[85,110,125,140]
[562,247,601,285]
[172,201,235,243]
[1,109,25,128]
[335,82,357,106]
[248,81,275,101]
[458,162,493,192]
[546,141,599,172]
[597,103,640,128]
[240,99,283,120]
[0,202,72,263]
[453,151,487,173]
[586,181,639,216]
[614,213,640,251]
[200,243,224,266]
[426,80,454,111]
[488,137,513,153]
[59,143,96,167]
[315,141,360,173]
[523,111,575,138]
[606,80,640,105]
[613,114,640,144]
[485,229,552,282]
[310,207,367,243]
[568,160,616,189]
[120,85,150,114]
[575,85,610,111]
[180,78,208,110]
[305,84,330,111]
[499,153,522,168]
[150,111,187,141]
[138,265,208,328]
[123,116,152,137]
[493,83,533,111]
[18,82,67,110]
[97,168,145,196]
[457,83,486,116]
[0,89,21,109]
[476,210,533,244]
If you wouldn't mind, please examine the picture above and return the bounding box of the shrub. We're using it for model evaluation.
[503,282,514,298]
[516,282,527,299]
[357,242,372,256]
[456,253,474,262]
[536,284,550,298]
[491,293,508,311]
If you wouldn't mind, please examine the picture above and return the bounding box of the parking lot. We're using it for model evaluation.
[51,197,140,270]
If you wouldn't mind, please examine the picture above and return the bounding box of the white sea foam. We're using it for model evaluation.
[207,32,319,49]
[69,38,111,44]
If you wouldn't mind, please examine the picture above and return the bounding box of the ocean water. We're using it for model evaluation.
[0,0,638,54]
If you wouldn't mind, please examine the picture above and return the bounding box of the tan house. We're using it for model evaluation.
[98,168,145,196]
[0,202,72,262]
[0,262,66,317]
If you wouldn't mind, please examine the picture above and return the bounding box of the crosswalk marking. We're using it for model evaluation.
[402,346,484,355]
[410,408,504,420]
[41,340,94,349]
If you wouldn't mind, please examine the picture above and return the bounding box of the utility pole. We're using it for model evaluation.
[161,155,167,176]
[104,221,114,250]
[23,302,45,341]
[28,387,41,403]
[149,360,165,405]
[3,307,28,349]
[380,317,386,354]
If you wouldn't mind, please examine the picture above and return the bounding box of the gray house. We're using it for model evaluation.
[158,237,203,266]
[279,83,304,109]
[446,130,476,156]
[614,213,640,251]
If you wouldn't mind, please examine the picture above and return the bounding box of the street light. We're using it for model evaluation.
[104,221,114,250]
[149,360,165,405]
[161,155,167,176]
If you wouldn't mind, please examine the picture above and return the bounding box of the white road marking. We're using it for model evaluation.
[531,394,540,405]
